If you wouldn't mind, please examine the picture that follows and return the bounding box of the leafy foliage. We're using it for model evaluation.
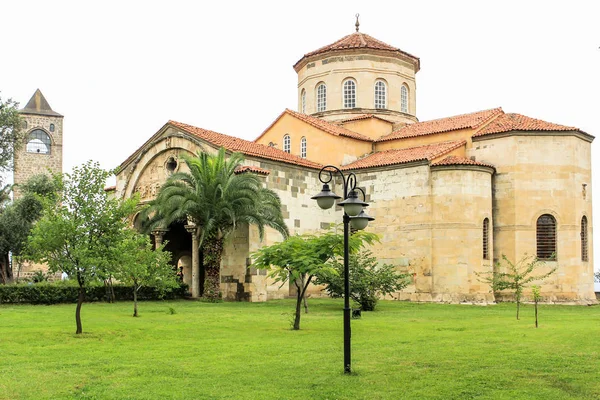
[252,229,378,329]
[25,161,139,333]
[477,254,556,320]
[144,147,289,300]
[316,250,411,311]
[0,93,24,174]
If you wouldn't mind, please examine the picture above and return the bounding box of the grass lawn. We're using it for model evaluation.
[1,299,599,400]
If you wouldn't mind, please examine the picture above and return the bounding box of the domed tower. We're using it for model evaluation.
[293,17,420,125]
[14,89,63,199]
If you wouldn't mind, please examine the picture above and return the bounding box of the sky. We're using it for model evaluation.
[1,0,599,274]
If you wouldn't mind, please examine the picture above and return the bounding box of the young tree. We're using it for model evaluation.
[112,230,177,317]
[532,285,541,328]
[253,230,378,330]
[478,254,557,320]
[316,249,411,311]
[145,147,289,300]
[0,93,24,175]
[25,161,137,334]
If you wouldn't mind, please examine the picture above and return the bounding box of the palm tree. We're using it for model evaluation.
[145,147,289,300]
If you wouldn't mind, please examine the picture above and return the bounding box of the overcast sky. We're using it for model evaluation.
[2,1,599,273]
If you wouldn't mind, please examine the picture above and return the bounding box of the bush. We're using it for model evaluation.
[0,280,188,305]
[315,250,411,311]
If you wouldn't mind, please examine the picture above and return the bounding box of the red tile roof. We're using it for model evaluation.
[431,156,495,170]
[473,113,582,137]
[169,120,323,170]
[234,165,271,176]
[340,114,394,124]
[256,109,373,142]
[341,140,466,170]
[377,108,503,142]
[104,185,116,192]
[294,32,420,71]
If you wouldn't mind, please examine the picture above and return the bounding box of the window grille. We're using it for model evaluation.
[300,137,306,159]
[581,216,588,262]
[301,90,306,114]
[283,134,291,153]
[536,214,556,260]
[483,218,490,260]
[401,85,408,113]
[26,129,51,154]
[317,84,327,112]
[343,79,356,108]
[375,81,387,109]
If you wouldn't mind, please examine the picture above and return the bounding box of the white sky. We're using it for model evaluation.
[2,0,599,274]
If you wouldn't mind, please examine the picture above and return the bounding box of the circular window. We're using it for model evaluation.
[165,157,178,173]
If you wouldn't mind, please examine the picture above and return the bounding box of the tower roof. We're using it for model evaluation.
[20,89,63,117]
[294,32,420,71]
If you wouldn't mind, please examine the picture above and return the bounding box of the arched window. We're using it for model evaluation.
[401,85,409,113]
[283,134,291,153]
[536,214,557,260]
[300,137,307,159]
[49,123,55,132]
[26,129,51,154]
[374,80,387,109]
[343,79,356,108]
[301,90,306,114]
[316,83,327,112]
[483,218,490,260]
[581,216,588,262]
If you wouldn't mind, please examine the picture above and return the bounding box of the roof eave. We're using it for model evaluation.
[472,129,594,143]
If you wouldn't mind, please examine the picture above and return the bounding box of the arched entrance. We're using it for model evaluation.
[163,221,204,295]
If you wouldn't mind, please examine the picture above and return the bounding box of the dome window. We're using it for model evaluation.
[343,79,356,108]
[375,80,387,109]
[316,83,327,112]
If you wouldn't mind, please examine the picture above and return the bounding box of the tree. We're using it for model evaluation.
[112,230,177,317]
[145,147,289,300]
[477,254,556,320]
[316,249,411,311]
[532,285,541,328]
[25,161,137,334]
[252,230,378,330]
[0,93,24,175]
[0,174,57,283]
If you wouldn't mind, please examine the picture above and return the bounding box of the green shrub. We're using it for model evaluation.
[0,280,188,305]
[315,250,411,311]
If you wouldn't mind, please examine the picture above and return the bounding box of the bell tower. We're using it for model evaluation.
[14,89,63,198]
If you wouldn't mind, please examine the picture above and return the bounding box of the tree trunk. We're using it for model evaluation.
[203,236,224,301]
[293,275,312,330]
[75,285,84,334]
[534,299,538,328]
[0,253,12,284]
[133,285,138,317]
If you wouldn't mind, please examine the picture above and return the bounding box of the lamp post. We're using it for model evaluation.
[311,165,374,374]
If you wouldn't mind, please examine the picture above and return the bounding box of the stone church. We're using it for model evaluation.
[18,25,596,303]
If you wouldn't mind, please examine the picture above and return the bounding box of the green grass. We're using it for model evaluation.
[1,299,599,400]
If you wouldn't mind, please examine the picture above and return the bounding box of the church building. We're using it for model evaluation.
[113,24,595,304]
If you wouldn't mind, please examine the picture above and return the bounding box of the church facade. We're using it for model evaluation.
[113,27,595,304]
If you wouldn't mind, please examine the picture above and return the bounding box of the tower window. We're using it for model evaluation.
[536,214,556,260]
[49,123,55,132]
[316,83,327,112]
[581,216,588,262]
[343,79,356,108]
[26,129,51,154]
[483,217,490,260]
[300,137,307,159]
[301,89,306,114]
[283,134,291,153]
[401,85,409,113]
[22,120,27,129]
[375,80,387,109]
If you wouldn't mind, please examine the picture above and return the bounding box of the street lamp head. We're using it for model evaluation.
[350,209,375,230]
[338,190,368,216]
[311,183,341,210]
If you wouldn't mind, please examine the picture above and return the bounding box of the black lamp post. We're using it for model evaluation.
[311,165,374,374]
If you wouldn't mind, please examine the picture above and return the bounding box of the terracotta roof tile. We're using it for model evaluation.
[341,140,466,170]
[104,185,116,192]
[294,32,420,70]
[340,114,394,124]
[473,113,582,137]
[234,165,271,176]
[256,109,373,142]
[377,108,503,142]
[169,120,323,170]
[431,156,495,169]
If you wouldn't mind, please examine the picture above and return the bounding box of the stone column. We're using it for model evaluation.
[185,224,200,298]
[152,228,169,247]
